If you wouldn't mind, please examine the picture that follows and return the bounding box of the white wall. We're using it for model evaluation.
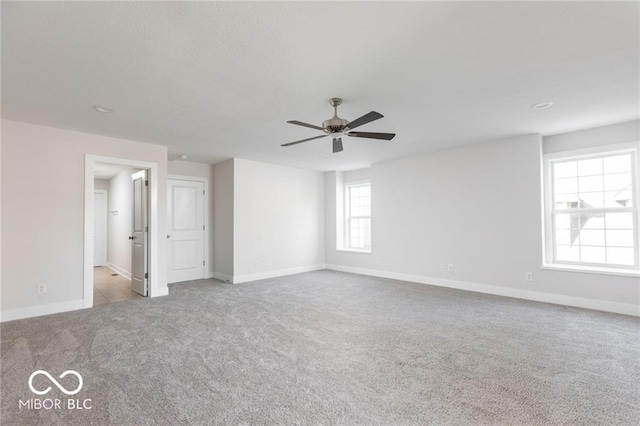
[94,179,109,190]
[233,158,325,282]
[344,168,371,183]
[212,159,234,280]
[1,120,168,321]
[168,160,215,278]
[544,120,639,153]
[326,133,639,315]
[106,168,141,278]
[168,159,213,178]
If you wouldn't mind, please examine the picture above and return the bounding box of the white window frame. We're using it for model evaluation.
[344,181,372,253]
[542,142,640,275]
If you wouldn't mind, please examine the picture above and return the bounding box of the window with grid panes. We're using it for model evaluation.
[345,182,371,251]
[545,146,639,271]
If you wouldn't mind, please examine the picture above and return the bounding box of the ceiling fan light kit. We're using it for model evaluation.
[282,98,396,153]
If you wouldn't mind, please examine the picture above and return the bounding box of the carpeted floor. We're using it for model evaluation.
[1,270,639,425]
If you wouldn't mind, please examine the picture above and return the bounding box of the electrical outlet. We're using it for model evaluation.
[37,283,47,294]
[525,272,533,282]
[439,263,446,272]
[447,264,454,273]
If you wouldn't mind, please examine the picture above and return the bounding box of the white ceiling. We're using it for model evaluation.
[2,2,638,171]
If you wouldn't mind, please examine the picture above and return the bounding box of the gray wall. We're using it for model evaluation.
[212,159,234,279]
[543,120,639,153]
[1,120,168,319]
[233,158,325,282]
[325,130,639,314]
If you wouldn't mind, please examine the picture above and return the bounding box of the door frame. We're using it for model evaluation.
[167,174,210,281]
[93,189,108,267]
[84,155,161,308]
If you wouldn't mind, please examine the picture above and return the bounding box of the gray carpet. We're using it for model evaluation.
[1,270,639,425]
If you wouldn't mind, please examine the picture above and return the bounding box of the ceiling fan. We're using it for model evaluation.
[282,98,396,153]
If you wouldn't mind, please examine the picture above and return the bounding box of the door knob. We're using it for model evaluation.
[128,236,134,240]
[166,234,171,238]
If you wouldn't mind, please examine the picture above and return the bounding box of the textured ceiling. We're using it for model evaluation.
[2,2,639,171]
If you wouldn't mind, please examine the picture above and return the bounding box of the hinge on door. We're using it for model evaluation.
[144,272,148,279]
[145,180,148,186]
[203,225,205,230]
[203,260,205,266]
[203,189,205,195]
[145,226,148,232]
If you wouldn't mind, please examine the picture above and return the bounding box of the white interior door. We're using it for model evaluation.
[131,170,148,296]
[93,190,107,266]
[167,179,205,283]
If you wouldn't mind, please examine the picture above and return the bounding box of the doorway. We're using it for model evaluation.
[92,165,146,305]
[84,155,161,308]
[93,266,143,305]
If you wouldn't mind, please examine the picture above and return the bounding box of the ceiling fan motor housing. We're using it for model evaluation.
[323,117,349,133]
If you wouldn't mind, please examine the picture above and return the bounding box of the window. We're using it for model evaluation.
[345,182,371,251]
[544,144,639,272]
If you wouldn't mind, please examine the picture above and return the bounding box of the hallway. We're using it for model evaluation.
[93,266,143,305]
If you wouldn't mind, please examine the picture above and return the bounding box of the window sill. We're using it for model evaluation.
[336,248,372,255]
[541,263,640,278]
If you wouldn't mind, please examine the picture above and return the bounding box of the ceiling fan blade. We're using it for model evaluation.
[281,134,328,147]
[286,120,325,131]
[347,131,396,140]
[345,111,383,130]
[332,137,343,153]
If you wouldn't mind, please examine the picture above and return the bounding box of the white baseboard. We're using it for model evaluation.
[106,262,131,280]
[212,272,233,283]
[205,271,214,279]
[325,264,639,317]
[233,264,326,285]
[1,300,86,323]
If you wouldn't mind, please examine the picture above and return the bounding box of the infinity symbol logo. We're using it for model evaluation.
[28,370,83,396]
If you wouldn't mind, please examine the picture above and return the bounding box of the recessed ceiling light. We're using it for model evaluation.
[532,101,554,110]
[92,105,114,113]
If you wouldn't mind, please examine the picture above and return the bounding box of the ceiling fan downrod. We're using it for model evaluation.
[323,98,349,132]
